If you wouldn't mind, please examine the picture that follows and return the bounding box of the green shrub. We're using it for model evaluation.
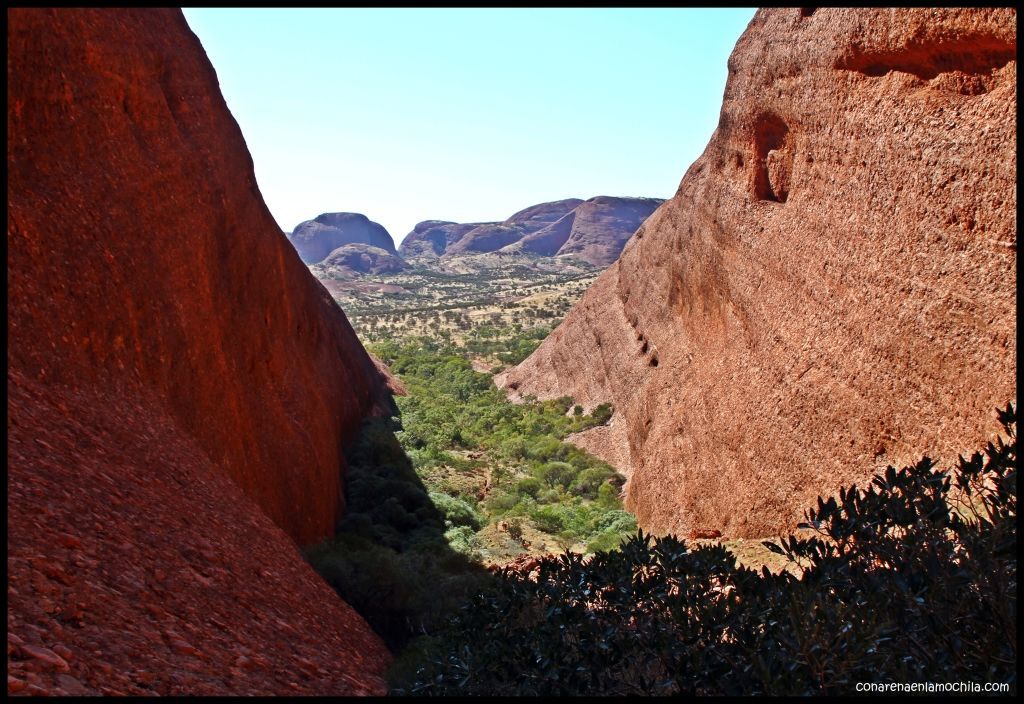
[524,436,566,462]
[596,482,622,509]
[536,487,562,504]
[529,505,566,534]
[568,467,614,498]
[594,509,637,535]
[514,476,543,499]
[585,530,626,554]
[484,491,519,515]
[506,518,524,542]
[445,526,482,560]
[590,402,613,426]
[430,490,484,529]
[536,461,576,489]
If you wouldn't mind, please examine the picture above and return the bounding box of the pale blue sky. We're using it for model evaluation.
[182,8,755,243]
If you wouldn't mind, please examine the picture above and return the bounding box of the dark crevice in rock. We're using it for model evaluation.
[751,112,792,203]
[836,35,1015,83]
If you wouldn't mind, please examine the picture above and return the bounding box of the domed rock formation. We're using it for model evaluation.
[9,7,392,695]
[319,242,410,276]
[505,196,665,266]
[444,198,583,255]
[398,196,664,267]
[289,212,397,264]
[499,8,1016,540]
[398,220,485,260]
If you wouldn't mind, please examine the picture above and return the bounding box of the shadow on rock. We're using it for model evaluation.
[303,416,493,668]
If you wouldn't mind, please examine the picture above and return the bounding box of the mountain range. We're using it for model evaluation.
[287,195,665,274]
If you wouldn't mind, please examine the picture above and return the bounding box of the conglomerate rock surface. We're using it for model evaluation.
[499,7,1017,539]
[9,7,392,695]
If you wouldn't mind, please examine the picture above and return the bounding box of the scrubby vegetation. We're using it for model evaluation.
[462,323,555,366]
[408,404,1017,695]
[320,254,599,344]
[307,285,1015,695]
[304,328,636,683]
[303,419,491,653]
[370,335,633,557]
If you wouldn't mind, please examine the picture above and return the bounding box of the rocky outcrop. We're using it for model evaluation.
[504,196,665,266]
[445,198,583,255]
[397,220,481,260]
[318,243,409,276]
[398,196,663,266]
[499,8,1016,539]
[9,7,391,694]
[289,212,397,264]
[550,196,665,266]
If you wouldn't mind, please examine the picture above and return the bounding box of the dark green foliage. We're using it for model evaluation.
[536,461,577,489]
[304,419,491,650]
[409,404,1017,695]
[506,518,525,542]
[569,467,616,499]
[464,323,554,365]
[368,336,629,551]
[429,491,484,530]
[514,476,542,499]
[590,402,613,426]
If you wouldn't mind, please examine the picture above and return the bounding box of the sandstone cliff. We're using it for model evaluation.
[499,8,1016,539]
[289,212,397,263]
[8,7,391,694]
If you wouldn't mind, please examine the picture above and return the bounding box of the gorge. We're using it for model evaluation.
[7,6,1017,697]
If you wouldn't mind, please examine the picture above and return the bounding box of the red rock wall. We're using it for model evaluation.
[8,7,387,545]
[8,7,392,693]
[499,8,1017,539]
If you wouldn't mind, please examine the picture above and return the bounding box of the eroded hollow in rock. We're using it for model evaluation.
[751,112,792,203]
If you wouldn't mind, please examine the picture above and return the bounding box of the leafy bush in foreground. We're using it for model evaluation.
[408,404,1017,695]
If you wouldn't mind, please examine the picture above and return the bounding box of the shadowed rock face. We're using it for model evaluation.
[8,7,390,694]
[507,196,665,266]
[444,198,584,255]
[399,196,663,265]
[499,8,1016,539]
[289,212,396,263]
[554,196,666,266]
[321,243,409,276]
[397,220,483,259]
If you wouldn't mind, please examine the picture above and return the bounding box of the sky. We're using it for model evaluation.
[182,8,756,244]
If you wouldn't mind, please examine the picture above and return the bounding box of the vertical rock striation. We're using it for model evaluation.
[499,8,1016,539]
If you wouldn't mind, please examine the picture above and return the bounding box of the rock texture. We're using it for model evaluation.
[499,8,1016,539]
[397,220,481,260]
[503,196,665,266]
[9,7,391,694]
[548,196,665,266]
[318,243,409,276]
[289,212,396,264]
[445,199,584,256]
[398,196,663,266]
